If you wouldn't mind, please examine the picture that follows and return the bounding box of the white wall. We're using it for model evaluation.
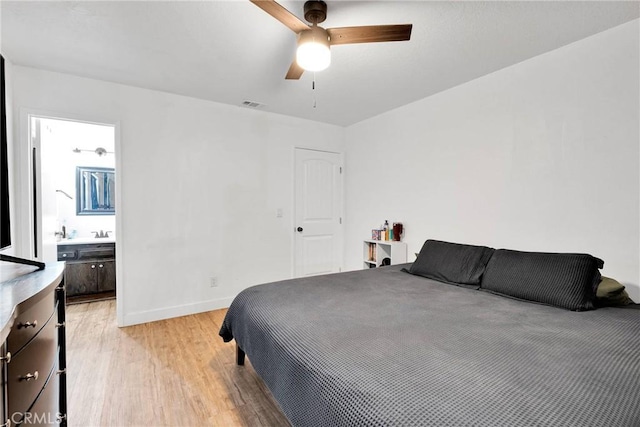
[11,67,344,325]
[345,20,640,301]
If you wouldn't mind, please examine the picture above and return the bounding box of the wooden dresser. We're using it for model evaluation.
[0,262,67,426]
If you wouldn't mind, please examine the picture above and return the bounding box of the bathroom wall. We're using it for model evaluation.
[39,118,116,240]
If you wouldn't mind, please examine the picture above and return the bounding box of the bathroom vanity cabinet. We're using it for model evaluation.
[57,242,115,301]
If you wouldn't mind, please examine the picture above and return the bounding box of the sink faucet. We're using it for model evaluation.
[92,230,111,238]
[54,225,67,240]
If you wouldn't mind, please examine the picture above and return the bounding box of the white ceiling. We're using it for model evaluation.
[1,1,638,126]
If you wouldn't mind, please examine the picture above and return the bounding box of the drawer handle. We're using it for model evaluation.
[91,264,96,269]
[0,351,10,364]
[62,253,67,257]
[99,264,104,268]
[17,320,38,329]
[19,371,39,381]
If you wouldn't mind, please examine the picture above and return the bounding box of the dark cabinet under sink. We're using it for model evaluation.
[57,242,116,302]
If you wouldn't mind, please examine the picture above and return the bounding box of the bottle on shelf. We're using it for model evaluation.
[383,220,389,241]
[392,222,403,241]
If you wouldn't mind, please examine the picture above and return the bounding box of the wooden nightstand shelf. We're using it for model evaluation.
[363,240,407,268]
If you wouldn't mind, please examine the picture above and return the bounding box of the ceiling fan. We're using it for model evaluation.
[250,0,413,80]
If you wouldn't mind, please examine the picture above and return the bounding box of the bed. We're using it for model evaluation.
[219,242,640,426]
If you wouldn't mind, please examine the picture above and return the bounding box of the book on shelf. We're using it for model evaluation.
[367,242,377,262]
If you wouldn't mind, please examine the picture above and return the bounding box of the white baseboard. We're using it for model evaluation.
[120,296,235,327]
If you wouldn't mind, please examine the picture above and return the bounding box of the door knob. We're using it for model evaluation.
[297,227,303,232]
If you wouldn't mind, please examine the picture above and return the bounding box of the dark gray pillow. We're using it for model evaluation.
[481,249,603,311]
[408,240,495,287]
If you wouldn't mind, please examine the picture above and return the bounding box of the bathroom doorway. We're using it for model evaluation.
[30,115,118,303]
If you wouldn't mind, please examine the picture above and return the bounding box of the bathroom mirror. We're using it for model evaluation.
[76,166,115,215]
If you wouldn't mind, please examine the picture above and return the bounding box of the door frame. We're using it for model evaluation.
[292,147,344,278]
[17,108,124,325]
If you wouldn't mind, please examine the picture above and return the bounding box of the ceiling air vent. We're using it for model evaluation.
[241,100,265,109]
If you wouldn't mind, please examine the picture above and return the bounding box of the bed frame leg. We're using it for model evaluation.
[236,343,245,366]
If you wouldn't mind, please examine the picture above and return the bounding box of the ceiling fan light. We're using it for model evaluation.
[296,27,331,72]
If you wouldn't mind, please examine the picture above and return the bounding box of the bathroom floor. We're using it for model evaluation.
[66,290,115,305]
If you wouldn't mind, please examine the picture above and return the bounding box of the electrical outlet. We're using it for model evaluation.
[210,277,218,288]
[276,208,283,218]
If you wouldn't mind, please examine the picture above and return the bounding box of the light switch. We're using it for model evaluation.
[276,208,283,218]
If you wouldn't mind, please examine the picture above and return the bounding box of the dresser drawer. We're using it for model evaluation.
[18,363,60,427]
[7,311,58,418]
[8,290,56,354]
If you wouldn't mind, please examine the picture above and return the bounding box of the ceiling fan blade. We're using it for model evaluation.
[285,60,304,80]
[250,0,309,33]
[327,24,412,46]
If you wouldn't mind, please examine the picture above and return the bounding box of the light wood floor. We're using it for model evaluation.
[66,300,289,426]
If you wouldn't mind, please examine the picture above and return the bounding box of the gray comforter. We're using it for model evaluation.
[219,264,640,426]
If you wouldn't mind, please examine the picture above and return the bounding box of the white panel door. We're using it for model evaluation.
[33,117,58,263]
[294,148,343,277]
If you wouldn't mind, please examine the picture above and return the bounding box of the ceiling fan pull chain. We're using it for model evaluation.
[313,72,317,108]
